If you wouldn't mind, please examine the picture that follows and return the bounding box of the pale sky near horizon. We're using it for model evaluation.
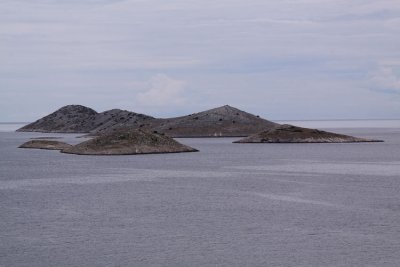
[1,0,400,122]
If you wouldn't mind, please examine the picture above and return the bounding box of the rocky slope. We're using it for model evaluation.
[61,129,198,155]
[19,140,73,150]
[234,124,383,143]
[89,109,155,133]
[148,105,278,137]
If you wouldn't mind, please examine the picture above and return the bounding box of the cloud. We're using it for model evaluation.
[370,64,400,94]
[1,0,400,120]
[136,74,187,107]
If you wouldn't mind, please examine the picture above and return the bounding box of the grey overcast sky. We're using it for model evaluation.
[1,0,400,121]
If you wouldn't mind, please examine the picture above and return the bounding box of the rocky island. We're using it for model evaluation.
[19,140,73,150]
[234,124,383,143]
[61,129,198,155]
[16,104,277,137]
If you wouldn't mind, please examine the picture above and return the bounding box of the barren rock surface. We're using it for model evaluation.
[61,129,198,155]
[234,124,383,143]
[19,140,73,150]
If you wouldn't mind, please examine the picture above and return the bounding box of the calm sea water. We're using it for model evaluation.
[1,122,400,266]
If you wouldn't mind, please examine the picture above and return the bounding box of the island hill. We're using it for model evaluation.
[16,104,278,137]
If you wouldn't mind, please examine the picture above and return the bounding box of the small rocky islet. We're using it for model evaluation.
[62,129,198,155]
[234,124,383,143]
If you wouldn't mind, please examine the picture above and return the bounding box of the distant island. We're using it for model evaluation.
[17,105,383,148]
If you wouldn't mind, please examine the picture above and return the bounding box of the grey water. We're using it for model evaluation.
[1,123,400,266]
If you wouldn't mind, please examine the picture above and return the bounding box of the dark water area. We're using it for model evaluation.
[1,126,400,266]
